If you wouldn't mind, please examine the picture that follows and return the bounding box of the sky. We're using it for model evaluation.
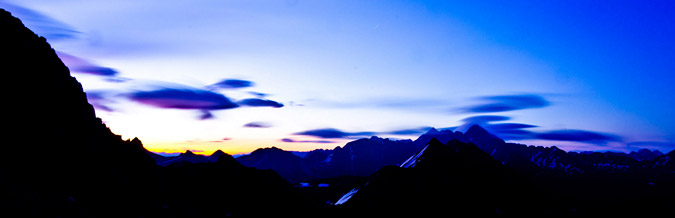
[2,0,674,155]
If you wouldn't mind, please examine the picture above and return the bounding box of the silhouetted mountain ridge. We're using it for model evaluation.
[335,138,548,216]
[0,9,306,217]
[232,125,673,186]
[332,126,675,216]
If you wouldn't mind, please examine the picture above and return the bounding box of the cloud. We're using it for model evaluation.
[293,128,374,139]
[238,98,284,108]
[86,90,118,112]
[208,79,255,89]
[0,2,80,41]
[243,121,272,128]
[461,115,511,124]
[291,126,432,139]
[127,87,239,110]
[280,138,336,143]
[248,91,269,98]
[534,130,621,144]
[464,94,550,113]
[199,110,215,120]
[457,115,619,144]
[483,123,538,140]
[382,126,434,135]
[56,52,120,77]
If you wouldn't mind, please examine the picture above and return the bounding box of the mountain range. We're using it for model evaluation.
[226,124,673,184]
[2,8,674,217]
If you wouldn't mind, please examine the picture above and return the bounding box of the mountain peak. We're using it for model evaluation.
[425,127,440,135]
[182,150,195,156]
[211,149,226,156]
[465,124,489,136]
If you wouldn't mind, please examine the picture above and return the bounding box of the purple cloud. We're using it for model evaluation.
[461,115,511,124]
[293,128,374,139]
[85,90,117,112]
[56,52,120,77]
[238,98,284,108]
[128,87,238,110]
[209,79,254,89]
[199,110,215,120]
[464,94,550,113]
[243,122,272,128]
[280,138,335,143]
[534,130,621,144]
[383,126,434,135]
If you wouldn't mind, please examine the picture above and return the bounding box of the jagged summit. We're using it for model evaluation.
[465,124,490,136]
[425,127,440,135]
[211,149,226,156]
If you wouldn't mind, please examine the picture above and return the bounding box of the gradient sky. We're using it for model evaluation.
[3,0,674,155]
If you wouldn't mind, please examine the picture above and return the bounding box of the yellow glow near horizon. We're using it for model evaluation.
[142,137,348,156]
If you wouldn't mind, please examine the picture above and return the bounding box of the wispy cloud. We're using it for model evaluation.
[463,94,550,113]
[56,52,120,77]
[243,121,272,128]
[280,138,336,143]
[208,79,255,89]
[238,98,284,108]
[292,126,435,140]
[533,129,621,144]
[128,87,239,110]
[461,115,511,124]
[293,128,374,139]
[381,126,434,135]
[458,114,620,144]
[85,90,118,112]
[0,2,80,41]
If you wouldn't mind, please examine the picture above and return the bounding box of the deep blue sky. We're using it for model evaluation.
[2,0,674,154]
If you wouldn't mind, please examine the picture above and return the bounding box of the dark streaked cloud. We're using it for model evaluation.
[208,79,254,89]
[382,126,434,135]
[248,91,268,98]
[85,90,118,112]
[238,98,284,108]
[280,138,336,143]
[484,123,537,140]
[464,94,550,113]
[128,87,239,110]
[243,121,272,128]
[292,126,436,140]
[534,130,621,143]
[293,128,374,139]
[457,114,620,144]
[199,110,215,120]
[56,52,120,77]
[461,115,511,124]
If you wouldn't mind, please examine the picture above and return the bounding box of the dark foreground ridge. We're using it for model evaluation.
[0,9,306,217]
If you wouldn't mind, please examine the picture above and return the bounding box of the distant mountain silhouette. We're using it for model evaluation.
[235,136,423,183]
[0,9,305,217]
[235,125,674,188]
[335,138,550,216]
[334,126,675,216]
[630,148,664,161]
[236,147,312,183]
